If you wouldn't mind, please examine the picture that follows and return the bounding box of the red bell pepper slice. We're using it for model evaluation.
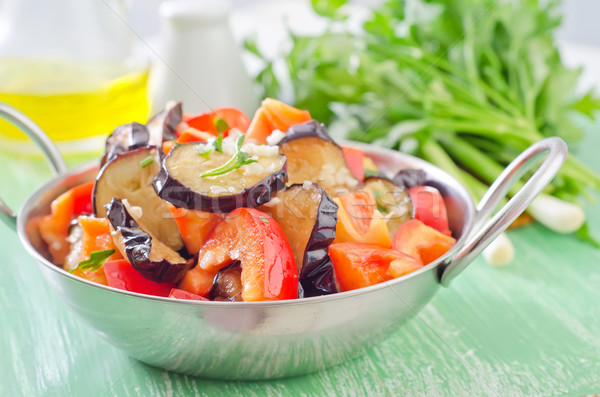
[328,242,422,291]
[185,107,251,136]
[392,219,456,265]
[408,185,451,235]
[197,208,299,301]
[168,288,209,301]
[104,260,175,297]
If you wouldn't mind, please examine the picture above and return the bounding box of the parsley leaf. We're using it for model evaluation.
[201,135,257,178]
[70,249,115,273]
[214,117,230,134]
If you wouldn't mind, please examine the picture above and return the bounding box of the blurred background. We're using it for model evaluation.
[0,0,598,156]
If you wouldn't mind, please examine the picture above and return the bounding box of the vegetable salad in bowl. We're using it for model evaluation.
[37,99,456,302]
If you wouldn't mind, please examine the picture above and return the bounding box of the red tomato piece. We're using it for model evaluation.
[392,219,456,265]
[168,288,209,301]
[245,98,311,144]
[408,185,451,235]
[104,260,175,297]
[197,208,299,302]
[329,242,422,291]
[342,146,365,181]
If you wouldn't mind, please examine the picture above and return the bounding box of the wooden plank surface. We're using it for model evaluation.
[1,122,599,396]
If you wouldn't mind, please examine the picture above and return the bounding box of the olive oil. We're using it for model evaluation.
[0,59,150,149]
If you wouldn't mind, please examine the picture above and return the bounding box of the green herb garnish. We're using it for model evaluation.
[364,169,380,178]
[213,134,223,153]
[200,135,257,178]
[69,249,115,273]
[214,117,229,134]
[140,156,154,168]
[260,216,270,224]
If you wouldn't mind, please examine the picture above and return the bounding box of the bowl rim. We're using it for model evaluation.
[16,142,476,307]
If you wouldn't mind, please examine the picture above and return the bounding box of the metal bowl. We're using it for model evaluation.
[0,103,567,380]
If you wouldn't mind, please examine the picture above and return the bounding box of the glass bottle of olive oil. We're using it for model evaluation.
[0,0,150,155]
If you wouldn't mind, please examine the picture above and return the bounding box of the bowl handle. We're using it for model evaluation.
[438,137,568,286]
[0,102,67,230]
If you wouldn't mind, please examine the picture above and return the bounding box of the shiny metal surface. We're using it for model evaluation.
[0,102,67,230]
[5,105,566,379]
[439,137,568,285]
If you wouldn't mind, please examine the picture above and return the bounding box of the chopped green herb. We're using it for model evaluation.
[260,216,270,224]
[140,156,154,168]
[213,134,223,153]
[201,135,257,178]
[69,249,115,273]
[214,117,229,134]
[171,139,180,147]
[364,169,380,178]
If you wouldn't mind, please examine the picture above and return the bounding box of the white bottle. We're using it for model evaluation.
[151,0,259,116]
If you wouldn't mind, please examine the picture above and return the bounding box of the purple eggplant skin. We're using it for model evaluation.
[259,183,339,297]
[393,169,428,189]
[161,102,182,142]
[152,143,288,213]
[277,120,334,145]
[106,198,192,284]
[100,122,151,167]
[298,186,338,297]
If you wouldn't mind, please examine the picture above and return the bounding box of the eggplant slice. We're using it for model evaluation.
[145,102,182,143]
[153,140,287,213]
[107,198,191,284]
[100,122,151,167]
[277,121,359,197]
[364,175,413,237]
[259,183,338,297]
[93,146,184,252]
[393,169,428,189]
[209,262,243,302]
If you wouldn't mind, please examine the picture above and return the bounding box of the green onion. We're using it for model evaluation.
[214,117,229,134]
[139,156,154,168]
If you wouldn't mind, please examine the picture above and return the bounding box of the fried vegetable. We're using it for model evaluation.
[93,146,183,252]
[259,183,338,297]
[364,175,413,237]
[106,198,192,284]
[100,122,152,167]
[146,102,182,143]
[197,208,299,302]
[393,169,428,190]
[153,138,287,213]
[209,262,243,302]
[277,121,359,197]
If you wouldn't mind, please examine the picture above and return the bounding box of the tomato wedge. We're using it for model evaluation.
[168,206,222,255]
[392,219,456,265]
[329,242,422,291]
[245,98,311,144]
[104,260,175,297]
[333,188,391,247]
[408,185,451,235]
[169,288,209,301]
[342,146,365,181]
[197,208,298,301]
[38,181,94,263]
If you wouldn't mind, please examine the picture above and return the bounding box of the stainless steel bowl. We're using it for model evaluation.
[0,103,567,380]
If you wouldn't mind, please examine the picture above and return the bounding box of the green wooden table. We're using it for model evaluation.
[1,119,599,396]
